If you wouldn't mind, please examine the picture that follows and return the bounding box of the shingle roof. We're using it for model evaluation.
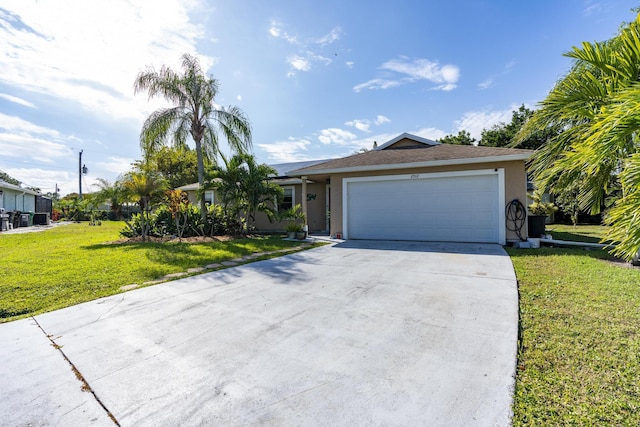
[289,144,534,175]
[269,159,335,177]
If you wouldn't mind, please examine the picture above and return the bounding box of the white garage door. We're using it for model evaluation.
[344,170,504,243]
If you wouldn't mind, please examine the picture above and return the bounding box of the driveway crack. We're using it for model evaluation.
[31,316,120,426]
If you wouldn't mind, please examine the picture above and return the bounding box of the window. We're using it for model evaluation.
[279,187,294,211]
[204,190,215,206]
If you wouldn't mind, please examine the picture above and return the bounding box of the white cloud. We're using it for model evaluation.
[583,1,601,16]
[0,113,61,139]
[382,58,460,89]
[413,127,449,141]
[478,79,494,90]
[4,166,75,194]
[353,78,402,92]
[257,138,311,162]
[0,93,36,108]
[354,57,460,92]
[269,21,340,76]
[454,106,517,140]
[0,1,209,123]
[478,60,516,90]
[94,156,135,178]
[375,115,390,125]
[314,27,341,46]
[318,128,357,145]
[288,56,311,72]
[345,119,371,133]
[268,21,298,44]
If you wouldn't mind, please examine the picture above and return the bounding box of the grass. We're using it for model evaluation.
[509,240,640,425]
[544,223,611,244]
[0,221,319,323]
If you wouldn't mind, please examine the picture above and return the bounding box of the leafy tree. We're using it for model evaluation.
[134,53,252,220]
[517,13,640,260]
[148,146,199,189]
[553,179,581,226]
[93,178,130,220]
[207,154,283,234]
[481,105,556,149]
[438,130,475,145]
[0,170,20,186]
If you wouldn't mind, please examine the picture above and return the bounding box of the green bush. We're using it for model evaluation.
[121,204,242,238]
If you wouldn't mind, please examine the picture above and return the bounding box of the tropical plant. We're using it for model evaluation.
[93,177,129,220]
[164,189,190,238]
[207,154,283,234]
[122,171,166,241]
[134,53,252,220]
[517,13,640,260]
[279,204,306,229]
[528,190,557,216]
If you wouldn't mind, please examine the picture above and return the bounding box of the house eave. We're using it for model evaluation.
[289,153,532,176]
[0,181,40,196]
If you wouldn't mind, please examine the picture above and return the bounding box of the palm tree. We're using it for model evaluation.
[208,154,283,234]
[134,53,252,220]
[517,13,640,260]
[93,178,128,220]
[517,15,640,213]
[123,171,166,241]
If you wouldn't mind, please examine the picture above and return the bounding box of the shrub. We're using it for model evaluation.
[120,204,242,238]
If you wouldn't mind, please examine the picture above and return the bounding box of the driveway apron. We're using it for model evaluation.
[1,240,518,426]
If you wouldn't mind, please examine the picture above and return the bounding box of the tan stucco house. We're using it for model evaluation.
[287,133,533,244]
[179,133,534,244]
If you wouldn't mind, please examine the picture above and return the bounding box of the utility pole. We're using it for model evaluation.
[79,150,83,200]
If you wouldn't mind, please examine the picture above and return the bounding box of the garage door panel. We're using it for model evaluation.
[346,173,500,243]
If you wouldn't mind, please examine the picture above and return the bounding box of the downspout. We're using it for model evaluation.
[15,190,27,211]
[301,176,308,237]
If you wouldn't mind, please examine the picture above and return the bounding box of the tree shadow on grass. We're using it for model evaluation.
[81,240,310,285]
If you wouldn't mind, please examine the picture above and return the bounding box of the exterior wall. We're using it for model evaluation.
[253,182,328,232]
[328,160,528,242]
[181,189,216,206]
[1,188,36,212]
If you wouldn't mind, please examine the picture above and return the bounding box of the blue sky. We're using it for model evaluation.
[0,0,635,196]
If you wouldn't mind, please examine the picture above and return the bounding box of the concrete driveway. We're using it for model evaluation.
[1,240,518,426]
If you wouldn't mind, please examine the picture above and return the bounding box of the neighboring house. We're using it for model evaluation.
[0,180,53,229]
[176,182,217,206]
[288,133,534,244]
[176,133,534,243]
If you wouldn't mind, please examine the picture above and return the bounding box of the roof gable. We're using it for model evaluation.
[375,132,440,151]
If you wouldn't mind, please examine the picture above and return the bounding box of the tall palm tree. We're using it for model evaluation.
[134,53,252,220]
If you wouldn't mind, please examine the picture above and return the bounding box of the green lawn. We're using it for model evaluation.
[509,240,640,425]
[0,221,316,323]
[544,223,611,244]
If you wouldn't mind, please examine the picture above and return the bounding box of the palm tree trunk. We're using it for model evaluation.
[194,139,207,221]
